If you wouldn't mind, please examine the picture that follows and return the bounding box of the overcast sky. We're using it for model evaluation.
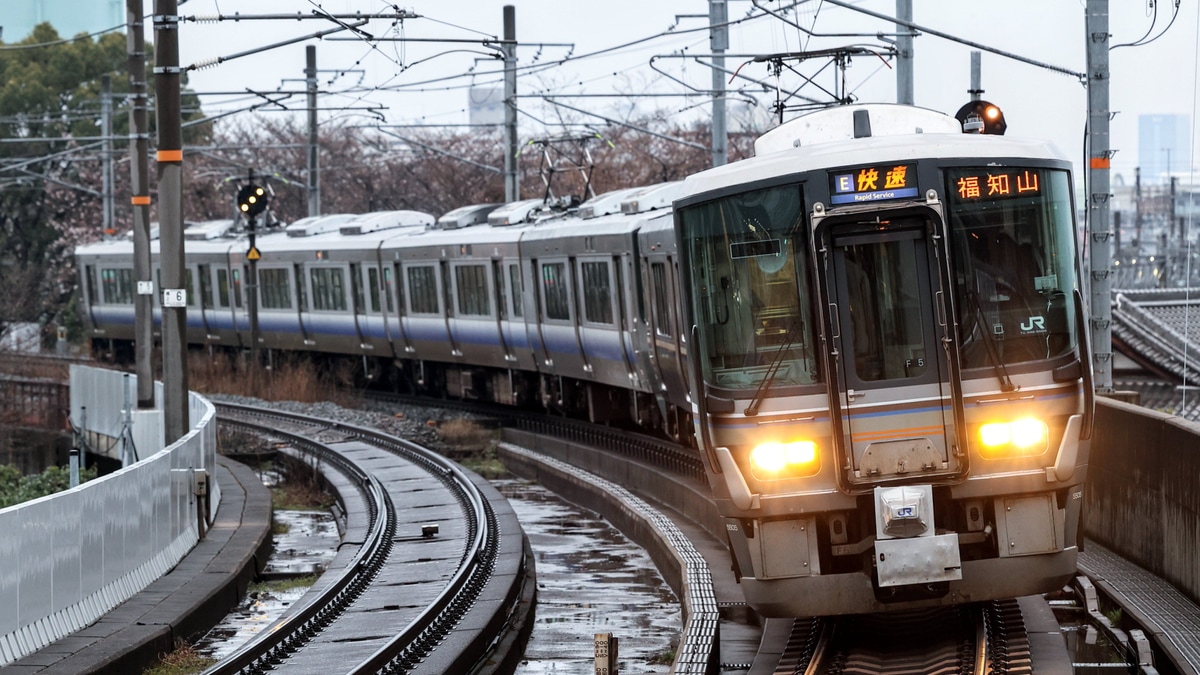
[177,0,1199,183]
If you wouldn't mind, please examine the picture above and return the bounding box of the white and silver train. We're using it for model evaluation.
[77,103,1092,617]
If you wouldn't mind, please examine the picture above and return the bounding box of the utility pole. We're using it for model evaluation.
[101,74,114,234]
[127,0,154,409]
[154,0,190,441]
[502,6,519,202]
[709,0,728,167]
[1135,167,1142,248]
[1086,0,1113,392]
[895,0,914,105]
[969,51,982,101]
[306,45,320,217]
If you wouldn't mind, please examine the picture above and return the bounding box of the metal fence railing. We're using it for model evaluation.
[0,365,219,667]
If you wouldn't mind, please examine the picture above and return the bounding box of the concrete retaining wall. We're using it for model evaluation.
[1087,397,1200,607]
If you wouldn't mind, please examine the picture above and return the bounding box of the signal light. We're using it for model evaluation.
[236,183,269,218]
[955,99,1006,135]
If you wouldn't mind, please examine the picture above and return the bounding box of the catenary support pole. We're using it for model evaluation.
[127,0,155,409]
[709,0,728,167]
[1086,0,1113,392]
[306,45,320,217]
[154,0,190,441]
[503,6,519,202]
[895,0,913,105]
[101,75,114,234]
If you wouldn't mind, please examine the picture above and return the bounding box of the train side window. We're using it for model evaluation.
[310,267,347,311]
[260,268,293,309]
[508,263,523,318]
[294,264,308,311]
[650,262,671,337]
[541,261,570,321]
[495,262,507,320]
[455,263,491,316]
[368,267,382,313]
[198,265,214,309]
[233,268,243,309]
[85,265,99,305]
[407,265,440,314]
[383,266,396,313]
[101,268,135,305]
[217,269,230,308]
[580,260,614,325]
[392,264,405,315]
[185,268,195,307]
[350,264,365,315]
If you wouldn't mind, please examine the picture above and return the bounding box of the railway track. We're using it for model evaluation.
[206,401,528,675]
[772,598,1031,674]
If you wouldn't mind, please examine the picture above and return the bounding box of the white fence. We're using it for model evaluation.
[0,365,220,666]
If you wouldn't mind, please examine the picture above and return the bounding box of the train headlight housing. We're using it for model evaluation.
[749,440,819,479]
[978,418,1048,457]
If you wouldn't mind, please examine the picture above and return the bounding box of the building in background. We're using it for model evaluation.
[1138,113,1191,185]
[1,0,123,43]
[468,87,504,127]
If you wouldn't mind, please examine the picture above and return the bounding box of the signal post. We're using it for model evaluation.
[237,175,269,367]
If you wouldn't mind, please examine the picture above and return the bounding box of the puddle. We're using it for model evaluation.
[1051,606,1133,673]
[194,508,339,660]
[495,478,679,674]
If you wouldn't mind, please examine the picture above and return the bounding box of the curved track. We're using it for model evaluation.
[204,402,526,675]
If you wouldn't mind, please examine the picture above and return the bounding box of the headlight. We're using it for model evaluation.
[978,418,1048,458]
[749,440,819,479]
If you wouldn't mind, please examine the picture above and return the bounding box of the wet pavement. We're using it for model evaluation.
[1051,606,1137,674]
[494,478,680,674]
[194,509,339,661]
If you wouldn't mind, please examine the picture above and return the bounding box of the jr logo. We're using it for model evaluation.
[1020,316,1046,332]
[897,507,914,517]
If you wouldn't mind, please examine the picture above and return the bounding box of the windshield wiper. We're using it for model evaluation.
[745,319,801,416]
[966,290,1015,392]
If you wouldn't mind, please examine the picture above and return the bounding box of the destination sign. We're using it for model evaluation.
[949,168,1042,202]
[830,163,919,205]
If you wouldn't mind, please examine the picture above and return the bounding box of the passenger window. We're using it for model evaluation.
[580,261,613,325]
[407,266,440,314]
[509,264,523,318]
[541,262,570,321]
[455,264,491,316]
[650,262,671,337]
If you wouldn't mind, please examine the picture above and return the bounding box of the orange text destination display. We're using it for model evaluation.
[830,163,919,204]
[951,169,1041,201]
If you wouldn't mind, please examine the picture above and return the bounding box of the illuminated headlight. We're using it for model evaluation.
[749,440,819,479]
[978,418,1049,457]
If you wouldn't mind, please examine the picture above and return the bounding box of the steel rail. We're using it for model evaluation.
[209,402,502,674]
[201,407,396,675]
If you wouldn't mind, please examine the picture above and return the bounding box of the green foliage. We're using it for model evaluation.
[0,463,98,509]
[0,22,208,331]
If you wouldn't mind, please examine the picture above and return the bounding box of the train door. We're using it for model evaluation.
[824,215,961,484]
[349,262,368,351]
[290,263,309,343]
[197,264,215,339]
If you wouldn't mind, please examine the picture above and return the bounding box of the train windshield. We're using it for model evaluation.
[944,167,1077,369]
[679,184,820,391]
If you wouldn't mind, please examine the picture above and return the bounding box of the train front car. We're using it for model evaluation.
[675,104,1093,617]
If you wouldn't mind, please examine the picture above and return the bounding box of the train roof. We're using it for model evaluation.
[678,104,1069,204]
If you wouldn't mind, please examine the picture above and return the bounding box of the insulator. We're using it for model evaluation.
[190,57,221,71]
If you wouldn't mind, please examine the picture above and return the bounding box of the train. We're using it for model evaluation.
[76,103,1092,618]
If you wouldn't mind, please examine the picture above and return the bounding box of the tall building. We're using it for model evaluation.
[1138,113,1190,184]
[1,0,123,43]
[468,87,504,127]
